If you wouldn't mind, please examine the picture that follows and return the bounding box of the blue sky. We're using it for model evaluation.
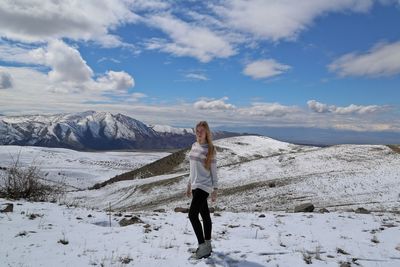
[0,0,399,137]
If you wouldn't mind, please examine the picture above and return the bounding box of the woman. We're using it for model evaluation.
[186,121,218,259]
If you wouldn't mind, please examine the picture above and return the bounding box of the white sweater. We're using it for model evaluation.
[188,142,218,194]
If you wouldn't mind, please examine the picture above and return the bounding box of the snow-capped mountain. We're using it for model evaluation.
[0,111,239,150]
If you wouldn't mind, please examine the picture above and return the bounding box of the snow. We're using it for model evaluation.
[0,145,170,189]
[1,135,400,266]
[63,136,400,213]
[1,199,399,266]
[149,124,194,135]
[0,111,160,148]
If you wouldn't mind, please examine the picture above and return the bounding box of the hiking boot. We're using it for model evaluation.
[195,243,211,259]
[205,240,213,252]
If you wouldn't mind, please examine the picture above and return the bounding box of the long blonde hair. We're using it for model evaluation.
[196,121,216,170]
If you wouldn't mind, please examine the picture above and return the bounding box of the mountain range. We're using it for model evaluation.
[0,110,241,150]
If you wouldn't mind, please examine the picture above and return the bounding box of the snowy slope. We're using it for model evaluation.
[1,135,400,266]
[148,124,194,135]
[0,145,170,189]
[64,135,400,213]
[1,198,400,267]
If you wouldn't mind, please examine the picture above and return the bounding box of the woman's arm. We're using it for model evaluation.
[210,159,218,190]
[211,158,218,202]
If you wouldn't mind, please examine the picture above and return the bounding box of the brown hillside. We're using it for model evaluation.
[90,147,189,189]
[387,145,400,154]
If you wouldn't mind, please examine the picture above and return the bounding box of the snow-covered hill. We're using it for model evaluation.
[1,135,400,266]
[64,135,400,213]
[0,145,170,189]
[0,111,237,150]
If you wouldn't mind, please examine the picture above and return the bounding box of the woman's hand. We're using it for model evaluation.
[185,185,192,198]
[211,189,217,202]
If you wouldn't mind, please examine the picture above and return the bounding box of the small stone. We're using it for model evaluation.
[371,236,379,244]
[153,208,166,213]
[337,248,350,255]
[319,208,329,213]
[294,203,314,212]
[355,207,370,214]
[15,231,28,237]
[259,214,266,218]
[119,216,144,227]
[382,223,397,228]
[120,256,133,264]
[1,203,13,213]
[174,207,189,213]
[58,239,69,245]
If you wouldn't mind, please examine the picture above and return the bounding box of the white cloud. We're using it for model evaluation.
[213,0,373,41]
[125,92,148,103]
[194,97,235,110]
[0,66,139,112]
[0,71,13,89]
[307,100,335,113]
[185,73,209,81]
[0,40,135,94]
[334,104,386,115]
[328,41,400,77]
[0,40,94,84]
[95,71,134,93]
[0,0,139,47]
[308,100,387,115]
[243,59,291,79]
[97,57,121,64]
[0,42,42,64]
[34,39,94,83]
[239,102,298,117]
[144,14,235,62]
[129,0,170,11]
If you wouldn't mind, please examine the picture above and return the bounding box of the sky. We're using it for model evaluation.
[0,0,399,139]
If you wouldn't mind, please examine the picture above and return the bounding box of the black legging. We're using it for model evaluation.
[188,188,212,244]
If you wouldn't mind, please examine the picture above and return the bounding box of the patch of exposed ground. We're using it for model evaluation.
[91,148,189,189]
[388,145,400,154]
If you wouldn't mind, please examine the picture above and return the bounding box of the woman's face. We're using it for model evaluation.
[196,126,207,143]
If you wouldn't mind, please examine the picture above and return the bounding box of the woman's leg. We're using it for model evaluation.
[188,189,209,244]
[199,195,212,241]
